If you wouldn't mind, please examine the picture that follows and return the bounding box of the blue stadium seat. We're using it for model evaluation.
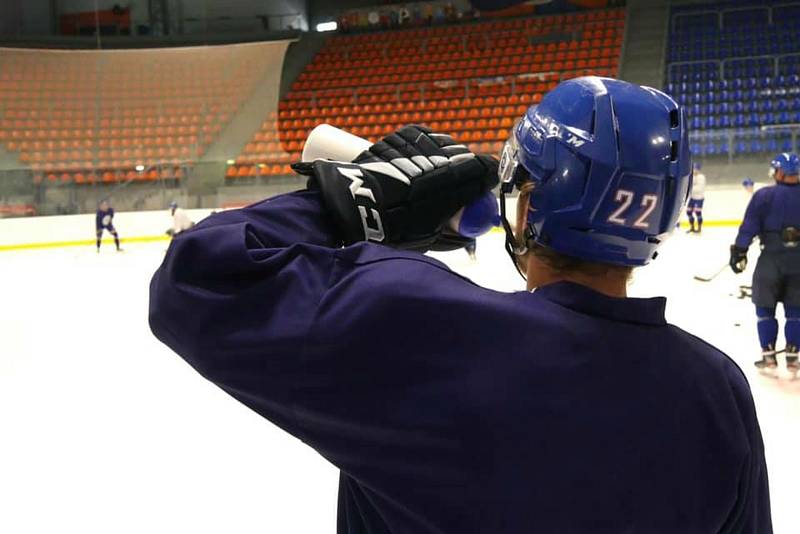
[735,140,747,154]
[766,136,779,153]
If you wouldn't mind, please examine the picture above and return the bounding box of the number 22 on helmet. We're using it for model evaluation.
[497,76,693,277]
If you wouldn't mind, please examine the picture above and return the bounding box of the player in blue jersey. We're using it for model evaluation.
[731,152,800,377]
[150,78,771,533]
[743,176,755,195]
[95,199,122,252]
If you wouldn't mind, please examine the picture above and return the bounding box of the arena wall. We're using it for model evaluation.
[0,183,760,252]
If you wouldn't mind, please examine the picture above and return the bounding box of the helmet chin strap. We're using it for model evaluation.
[499,181,531,280]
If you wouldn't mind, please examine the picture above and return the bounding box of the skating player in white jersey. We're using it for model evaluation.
[166,201,194,237]
[686,161,706,233]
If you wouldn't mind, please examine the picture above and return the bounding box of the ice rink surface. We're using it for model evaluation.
[2,226,798,533]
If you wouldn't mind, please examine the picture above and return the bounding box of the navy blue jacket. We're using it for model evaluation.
[736,183,800,251]
[149,190,771,533]
[96,208,115,230]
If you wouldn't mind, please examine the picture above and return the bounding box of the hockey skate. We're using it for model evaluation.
[786,345,799,380]
[754,346,778,377]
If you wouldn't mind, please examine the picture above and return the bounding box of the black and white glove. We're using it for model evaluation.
[730,245,748,274]
[293,125,499,252]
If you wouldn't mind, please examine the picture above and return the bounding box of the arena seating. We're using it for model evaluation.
[229,8,625,179]
[0,43,272,184]
[665,3,800,157]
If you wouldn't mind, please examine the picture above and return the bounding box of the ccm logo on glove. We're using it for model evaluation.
[337,166,385,243]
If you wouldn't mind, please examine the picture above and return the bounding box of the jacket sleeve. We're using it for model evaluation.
[734,190,766,249]
[149,190,484,491]
[720,363,773,533]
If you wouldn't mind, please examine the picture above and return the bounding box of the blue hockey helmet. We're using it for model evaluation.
[742,177,754,187]
[770,153,800,176]
[169,201,178,209]
[498,76,692,268]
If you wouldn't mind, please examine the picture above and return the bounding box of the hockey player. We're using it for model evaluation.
[685,161,706,233]
[743,177,755,195]
[149,78,771,533]
[731,152,800,377]
[166,201,194,237]
[95,199,121,252]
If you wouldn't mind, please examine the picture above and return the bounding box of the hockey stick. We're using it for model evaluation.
[693,263,728,282]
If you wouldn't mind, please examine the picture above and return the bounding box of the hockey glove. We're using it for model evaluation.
[293,125,499,252]
[729,245,748,274]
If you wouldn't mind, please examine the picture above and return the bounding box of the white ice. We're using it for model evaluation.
[1,226,797,533]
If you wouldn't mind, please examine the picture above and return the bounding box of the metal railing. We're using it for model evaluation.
[671,2,800,34]
[688,125,800,164]
[667,53,800,82]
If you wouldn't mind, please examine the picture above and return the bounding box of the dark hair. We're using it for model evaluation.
[528,241,633,279]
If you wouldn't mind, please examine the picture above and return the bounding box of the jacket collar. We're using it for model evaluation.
[533,281,667,326]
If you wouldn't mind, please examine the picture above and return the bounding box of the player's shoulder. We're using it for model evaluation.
[746,184,776,209]
[752,184,776,199]
[665,323,750,387]
[336,242,478,290]
[330,242,516,311]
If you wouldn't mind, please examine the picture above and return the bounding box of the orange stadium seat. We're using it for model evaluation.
[229,8,625,176]
[0,43,278,181]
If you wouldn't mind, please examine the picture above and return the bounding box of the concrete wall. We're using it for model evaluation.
[0,0,56,36]
[0,1,25,36]
[179,0,307,33]
[54,0,308,34]
[58,0,149,30]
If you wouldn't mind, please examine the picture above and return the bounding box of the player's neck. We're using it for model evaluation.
[527,260,629,298]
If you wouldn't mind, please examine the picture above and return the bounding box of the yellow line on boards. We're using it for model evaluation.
[678,220,742,228]
[0,235,170,252]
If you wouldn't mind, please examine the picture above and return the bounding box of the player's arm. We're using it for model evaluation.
[730,190,767,273]
[734,190,766,249]
[718,362,773,533]
[149,126,498,486]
